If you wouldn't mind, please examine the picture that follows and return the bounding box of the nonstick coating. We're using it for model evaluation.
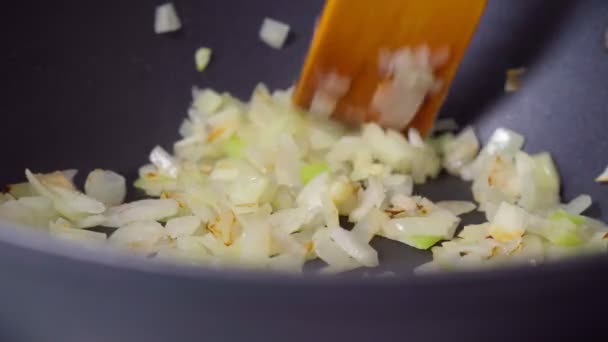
[1,0,608,341]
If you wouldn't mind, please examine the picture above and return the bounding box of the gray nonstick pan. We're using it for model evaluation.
[0,0,607,341]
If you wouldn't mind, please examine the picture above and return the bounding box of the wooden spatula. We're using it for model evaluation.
[293,0,486,136]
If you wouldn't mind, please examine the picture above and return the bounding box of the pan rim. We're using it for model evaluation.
[0,218,605,289]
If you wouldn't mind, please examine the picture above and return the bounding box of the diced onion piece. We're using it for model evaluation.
[61,169,79,182]
[408,235,443,250]
[165,215,201,238]
[328,226,379,267]
[310,91,338,118]
[193,88,224,114]
[195,47,212,72]
[0,196,57,228]
[259,18,290,49]
[596,165,608,183]
[223,135,244,158]
[104,199,179,228]
[25,169,106,220]
[75,214,106,229]
[49,217,74,229]
[458,223,490,242]
[442,127,480,174]
[384,209,460,241]
[154,3,182,34]
[110,221,167,248]
[351,208,386,243]
[296,173,329,213]
[300,162,329,185]
[269,207,310,234]
[562,194,592,215]
[237,210,271,264]
[312,228,361,271]
[544,217,585,247]
[350,177,385,222]
[489,202,527,242]
[84,169,126,206]
[4,182,35,199]
[175,236,209,255]
[484,128,525,156]
[149,146,179,178]
[372,46,436,130]
[275,134,301,187]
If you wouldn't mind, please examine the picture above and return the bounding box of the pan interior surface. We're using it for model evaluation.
[0,0,607,277]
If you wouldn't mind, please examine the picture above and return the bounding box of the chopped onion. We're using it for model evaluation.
[562,194,592,215]
[349,177,385,222]
[165,215,201,238]
[596,165,608,183]
[104,199,179,228]
[25,169,105,220]
[259,18,290,49]
[84,169,126,206]
[312,228,361,272]
[384,209,460,240]
[328,226,378,267]
[442,126,480,175]
[310,91,338,118]
[372,46,438,130]
[0,196,57,228]
[154,3,181,34]
[149,146,179,178]
[488,202,527,242]
[110,221,167,249]
[195,47,212,72]
[8,82,608,274]
[192,88,224,115]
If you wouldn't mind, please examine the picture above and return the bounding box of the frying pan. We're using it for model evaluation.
[1,0,607,341]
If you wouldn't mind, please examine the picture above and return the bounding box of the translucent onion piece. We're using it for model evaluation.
[0,197,57,228]
[596,165,608,183]
[165,215,201,238]
[25,169,105,220]
[328,226,379,267]
[104,199,179,228]
[154,3,181,34]
[195,47,212,72]
[350,177,385,222]
[192,88,224,114]
[84,169,126,206]
[385,209,460,240]
[442,127,480,175]
[562,194,592,215]
[259,17,290,49]
[489,202,527,242]
[110,221,167,249]
[149,146,179,178]
[312,228,361,272]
